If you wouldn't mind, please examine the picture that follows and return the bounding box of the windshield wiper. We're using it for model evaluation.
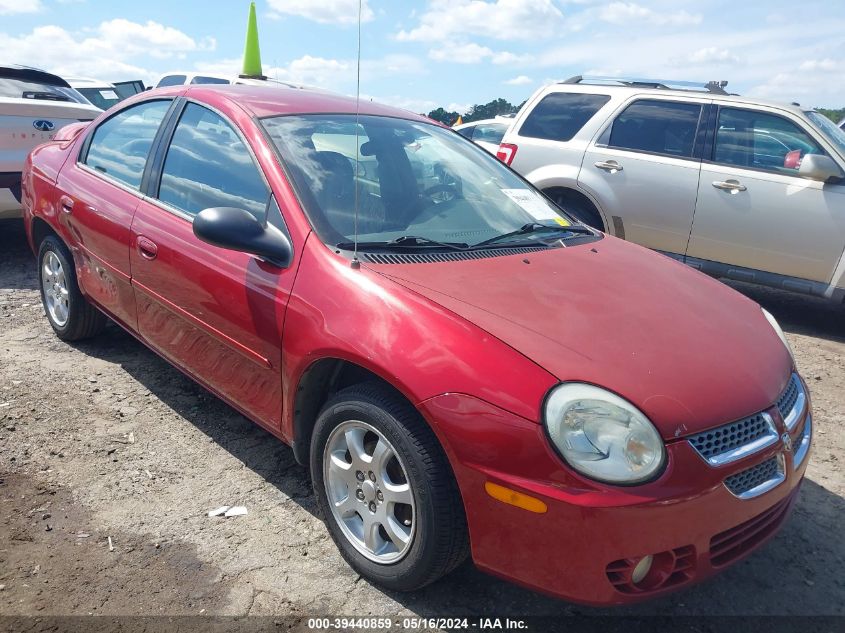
[336,235,470,251]
[472,222,593,248]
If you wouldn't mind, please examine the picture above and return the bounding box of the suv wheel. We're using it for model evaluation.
[38,235,106,341]
[548,190,604,230]
[311,383,468,590]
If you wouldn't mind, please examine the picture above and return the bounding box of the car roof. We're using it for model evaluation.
[0,64,72,88]
[543,82,809,116]
[67,77,116,88]
[176,84,434,123]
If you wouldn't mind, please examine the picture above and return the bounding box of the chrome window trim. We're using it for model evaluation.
[691,412,779,467]
[726,454,786,500]
[793,415,812,470]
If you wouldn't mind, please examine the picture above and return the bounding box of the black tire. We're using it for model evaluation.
[310,382,469,591]
[547,189,604,230]
[38,235,106,341]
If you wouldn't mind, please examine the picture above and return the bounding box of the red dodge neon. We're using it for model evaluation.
[22,85,812,605]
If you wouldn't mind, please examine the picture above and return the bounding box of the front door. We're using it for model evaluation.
[130,101,294,427]
[58,99,173,329]
[687,106,845,283]
[578,98,706,255]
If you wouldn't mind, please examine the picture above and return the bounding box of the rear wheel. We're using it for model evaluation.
[38,235,106,341]
[311,383,468,590]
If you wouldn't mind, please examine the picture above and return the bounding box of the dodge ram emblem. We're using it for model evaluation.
[33,120,55,132]
[781,432,793,452]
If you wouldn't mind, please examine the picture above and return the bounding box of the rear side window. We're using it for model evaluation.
[157,102,268,218]
[190,76,230,85]
[156,75,186,88]
[474,123,507,144]
[456,125,475,139]
[519,92,610,142]
[713,108,825,174]
[83,100,171,189]
[608,100,702,158]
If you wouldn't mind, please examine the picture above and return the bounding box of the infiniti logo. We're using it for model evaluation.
[33,120,55,132]
[781,432,793,452]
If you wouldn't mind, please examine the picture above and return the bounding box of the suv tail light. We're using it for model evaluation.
[497,143,518,165]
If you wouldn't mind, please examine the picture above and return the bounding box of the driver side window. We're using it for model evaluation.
[157,103,269,219]
[713,108,825,175]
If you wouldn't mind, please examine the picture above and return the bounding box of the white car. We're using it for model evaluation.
[68,77,122,111]
[454,117,512,154]
[499,75,845,303]
[154,71,316,91]
[1,65,101,219]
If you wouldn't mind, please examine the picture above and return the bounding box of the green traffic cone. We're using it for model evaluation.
[240,2,266,79]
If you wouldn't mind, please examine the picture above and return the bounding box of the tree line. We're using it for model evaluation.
[427,99,845,127]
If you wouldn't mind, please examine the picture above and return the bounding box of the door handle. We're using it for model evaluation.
[136,236,158,260]
[712,179,747,193]
[59,195,74,213]
[595,160,623,173]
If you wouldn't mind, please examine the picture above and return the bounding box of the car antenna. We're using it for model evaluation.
[350,0,363,270]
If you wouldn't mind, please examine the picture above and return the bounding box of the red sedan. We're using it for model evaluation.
[21,85,812,605]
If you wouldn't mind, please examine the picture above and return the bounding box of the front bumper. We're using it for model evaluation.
[420,382,812,605]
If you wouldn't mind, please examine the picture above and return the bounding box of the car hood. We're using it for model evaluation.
[368,237,792,438]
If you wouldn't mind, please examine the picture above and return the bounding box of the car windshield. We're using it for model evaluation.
[77,87,121,110]
[806,111,845,156]
[0,77,88,103]
[262,114,577,249]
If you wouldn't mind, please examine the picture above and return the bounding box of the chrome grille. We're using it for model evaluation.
[793,416,811,470]
[777,373,805,431]
[777,374,799,419]
[688,413,777,466]
[724,455,785,499]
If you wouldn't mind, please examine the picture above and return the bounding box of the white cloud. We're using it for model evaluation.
[504,75,533,85]
[0,21,213,83]
[799,58,837,72]
[599,2,701,26]
[0,0,41,14]
[679,47,741,65]
[266,0,373,26]
[428,42,531,65]
[397,0,565,42]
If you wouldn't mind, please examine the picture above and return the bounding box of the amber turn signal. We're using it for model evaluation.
[484,481,548,514]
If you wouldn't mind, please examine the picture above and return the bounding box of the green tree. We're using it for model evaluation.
[815,107,845,123]
[426,106,461,125]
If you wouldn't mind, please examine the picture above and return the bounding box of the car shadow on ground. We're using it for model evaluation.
[72,323,845,616]
[725,280,845,344]
[0,219,38,291]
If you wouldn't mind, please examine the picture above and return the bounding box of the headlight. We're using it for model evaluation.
[544,383,665,484]
[762,308,794,366]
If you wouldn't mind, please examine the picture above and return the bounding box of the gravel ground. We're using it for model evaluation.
[1,218,843,619]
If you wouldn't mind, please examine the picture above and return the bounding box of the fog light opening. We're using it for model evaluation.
[631,555,653,584]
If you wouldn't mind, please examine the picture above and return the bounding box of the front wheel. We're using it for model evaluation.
[38,235,106,341]
[311,383,468,591]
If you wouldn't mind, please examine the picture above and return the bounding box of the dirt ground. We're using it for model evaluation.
[1,218,843,619]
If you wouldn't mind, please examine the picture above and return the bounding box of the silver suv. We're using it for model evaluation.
[500,76,845,303]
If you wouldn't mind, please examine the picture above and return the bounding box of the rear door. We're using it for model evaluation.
[130,101,294,427]
[57,98,173,328]
[687,105,845,284]
[578,97,707,255]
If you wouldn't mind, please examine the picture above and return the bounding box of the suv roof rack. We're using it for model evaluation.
[561,75,731,96]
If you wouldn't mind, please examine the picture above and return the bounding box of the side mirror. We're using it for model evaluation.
[193,207,292,267]
[798,154,844,182]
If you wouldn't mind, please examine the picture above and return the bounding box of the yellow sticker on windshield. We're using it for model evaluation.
[554,217,570,227]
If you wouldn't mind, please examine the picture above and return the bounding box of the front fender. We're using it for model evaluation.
[280,238,557,442]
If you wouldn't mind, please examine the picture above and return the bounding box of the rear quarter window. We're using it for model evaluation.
[519,92,610,142]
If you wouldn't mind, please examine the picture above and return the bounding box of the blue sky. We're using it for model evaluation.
[1,0,843,113]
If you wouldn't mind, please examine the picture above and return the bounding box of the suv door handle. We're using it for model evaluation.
[136,236,158,260]
[59,195,74,213]
[595,160,623,173]
[712,179,747,193]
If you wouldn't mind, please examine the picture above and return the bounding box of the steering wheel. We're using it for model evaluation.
[423,183,460,203]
